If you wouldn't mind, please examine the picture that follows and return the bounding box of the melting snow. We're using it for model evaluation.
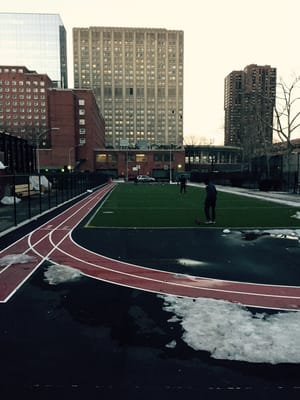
[44,264,83,285]
[166,340,177,349]
[161,295,300,364]
[177,258,206,266]
[291,211,300,219]
[0,253,36,266]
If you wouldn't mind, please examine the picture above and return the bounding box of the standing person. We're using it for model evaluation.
[204,178,217,224]
[179,174,187,194]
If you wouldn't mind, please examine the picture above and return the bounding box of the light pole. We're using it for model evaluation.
[297,152,300,194]
[169,144,173,184]
[36,127,59,173]
[209,154,215,172]
[126,148,129,181]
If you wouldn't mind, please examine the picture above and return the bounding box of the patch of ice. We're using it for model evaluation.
[44,264,82,285]
[223,229,231,234]
[264,229,300,241]
[0,254,36,266]
[166,340,177,349]
[177,258,206,267]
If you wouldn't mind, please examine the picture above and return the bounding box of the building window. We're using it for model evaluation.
[96,154,107,163]
[154,154,163,161]
[136,153,147,162]
[79,119,85,125]
[79,109,85,115]
[79,99,85,106]
[79,128,86,135]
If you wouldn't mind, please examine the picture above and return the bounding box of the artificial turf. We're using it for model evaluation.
[86,183,300,229]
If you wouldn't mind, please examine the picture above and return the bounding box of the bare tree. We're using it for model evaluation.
[183,135,202,146]
[273,75,300,187]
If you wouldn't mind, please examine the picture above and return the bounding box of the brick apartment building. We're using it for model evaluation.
[45,88,105,172]
[224,64,276,149]
[0,66,105,172]
[0,66,53,138]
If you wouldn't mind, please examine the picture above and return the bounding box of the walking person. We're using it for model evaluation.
[204,178,217,224]
[179,174,187,194]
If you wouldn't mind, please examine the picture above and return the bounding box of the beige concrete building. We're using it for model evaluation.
[73,27,184,148]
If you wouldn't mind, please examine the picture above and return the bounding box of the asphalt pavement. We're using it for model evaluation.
[0,185,300,399]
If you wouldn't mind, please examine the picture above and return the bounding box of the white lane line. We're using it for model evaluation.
[51,236,300,301]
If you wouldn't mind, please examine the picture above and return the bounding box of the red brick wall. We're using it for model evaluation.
[41,89,105,171]
[94,149,186,179]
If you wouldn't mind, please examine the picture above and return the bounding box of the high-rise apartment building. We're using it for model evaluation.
[73,27,184,148]
[0,13,68,88]
[224,64,276,150]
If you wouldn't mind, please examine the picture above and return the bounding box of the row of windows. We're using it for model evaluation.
[0,101,45,106]
[0,87,45,93]
[0,68,24,73]
[1,108,46,113]
[0,118,47,125]
[0,94,46,100]
[0,114,46,120]
[0,80,45,86]
[96,152,176,163]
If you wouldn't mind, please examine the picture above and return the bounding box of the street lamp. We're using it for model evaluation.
[126,149,129,181]
[36,127,59,173]
[209,153,215,173]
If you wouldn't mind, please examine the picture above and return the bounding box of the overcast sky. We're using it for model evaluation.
[2,0,300,145]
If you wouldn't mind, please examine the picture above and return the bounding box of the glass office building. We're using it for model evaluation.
[0,13,68,88]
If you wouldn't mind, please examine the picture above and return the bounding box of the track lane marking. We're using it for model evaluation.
[1,182,300,310]
[0,184,114,302]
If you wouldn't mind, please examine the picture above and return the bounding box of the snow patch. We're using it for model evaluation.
[177,258,206,267]
[0,253,36,266]
[223,229,231,234]
[291,211,300,220]
[161,295,300,364]
[44,264,83,285]
[166,340,177,349]
[1,196,21,205]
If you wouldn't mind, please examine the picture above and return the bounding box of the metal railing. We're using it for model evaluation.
[0,172,108,235]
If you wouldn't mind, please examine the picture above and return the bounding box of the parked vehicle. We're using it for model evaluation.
[136,175,156,183]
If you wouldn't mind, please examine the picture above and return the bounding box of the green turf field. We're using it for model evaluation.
[86,183,300,228]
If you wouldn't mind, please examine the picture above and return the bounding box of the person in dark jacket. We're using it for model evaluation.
[179,174,187,194]
[204,179,217,223]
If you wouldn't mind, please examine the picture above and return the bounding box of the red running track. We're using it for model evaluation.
[0,183,300,311]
